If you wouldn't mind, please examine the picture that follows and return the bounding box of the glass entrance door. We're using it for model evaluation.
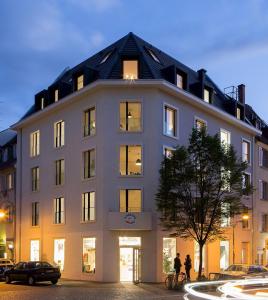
[133,248,141,283]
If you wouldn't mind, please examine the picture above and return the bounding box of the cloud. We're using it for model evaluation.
[90,32,105,47]
[66,0,121,12]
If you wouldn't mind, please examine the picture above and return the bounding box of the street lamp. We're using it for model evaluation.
[232,213,249,264]
[0,211,6,219]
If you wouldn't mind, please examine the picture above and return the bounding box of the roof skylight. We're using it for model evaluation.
[100,51,112,64]
[147,48,160,63]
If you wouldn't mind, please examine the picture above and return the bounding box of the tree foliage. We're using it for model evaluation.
[156,128,250,278]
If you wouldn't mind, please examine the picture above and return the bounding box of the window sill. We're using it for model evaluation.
[82,177,96,182]
[80,220,96,224]
[118,130,143,134]
[31,225,40,228]
[52,223,65,226]
[53,145,66,150]
[119,175,143,178]
[163,133,178,140]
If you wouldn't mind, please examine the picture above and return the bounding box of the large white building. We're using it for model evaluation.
[12,33,265,282]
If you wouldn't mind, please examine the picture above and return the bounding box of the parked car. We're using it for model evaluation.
[0,259,14,279]
[4,261,61,285]
[218,264,268,279]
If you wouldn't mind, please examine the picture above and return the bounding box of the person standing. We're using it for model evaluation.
[184,254,192,281]
[174,253,182,283]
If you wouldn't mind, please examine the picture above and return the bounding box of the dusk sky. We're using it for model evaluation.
[1,0,268,130]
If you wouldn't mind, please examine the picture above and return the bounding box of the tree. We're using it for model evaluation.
[156,127,250,279]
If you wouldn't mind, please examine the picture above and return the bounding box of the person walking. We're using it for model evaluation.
[184,254,192,281]
[174,253,182,284]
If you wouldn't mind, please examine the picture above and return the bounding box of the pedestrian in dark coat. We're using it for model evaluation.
[184,254,192,281]
[174,253,182,283]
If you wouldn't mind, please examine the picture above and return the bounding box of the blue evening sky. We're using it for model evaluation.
[1,0,268,129]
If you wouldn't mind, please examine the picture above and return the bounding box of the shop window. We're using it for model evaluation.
[164,105,177,137]
[220,241,229,270]
[163,238,176,273]
[120,102,141,132]
[83,107,96,137]
[83,149,95,179]
[82,237,96,273]
[30,130,40,157]
[54,239,65,271]
[123,60,138,80]
[120,145,142,176]
[120,189,141,212]
[30,240,40,261]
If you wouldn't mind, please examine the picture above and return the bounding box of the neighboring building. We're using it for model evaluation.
[12,32,261,282]
[0,129,17,260]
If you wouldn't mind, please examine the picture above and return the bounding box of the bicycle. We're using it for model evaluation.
[165,271,187,289]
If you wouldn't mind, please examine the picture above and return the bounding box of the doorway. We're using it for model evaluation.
[119,237,141,282]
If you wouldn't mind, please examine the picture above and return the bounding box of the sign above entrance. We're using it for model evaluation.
[124,213,136,225]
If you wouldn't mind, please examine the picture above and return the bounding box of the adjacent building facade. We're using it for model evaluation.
[11,32,267,282]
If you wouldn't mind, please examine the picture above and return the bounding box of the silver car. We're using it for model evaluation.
[219,264,268,279]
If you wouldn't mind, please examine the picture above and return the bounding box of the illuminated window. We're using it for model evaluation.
[120,189,141,212]
[30,130,40,157]
[32,202,39,226]
[30,240,40,261]
[54,239,65,271]
[41,97,45,109]
[164,147,174,158]
[53,197,64,224]
[55,159,64,185]
[176,74,183,89]
[31,167,39,191]
[195,118,207,131]
[123,60,138,80]
[120,145,142,176]
[54,121,65,148]
[82,238,96,273]
[242,140,251,164]
[7,173,13,190]
[236,107,241,119]
[163,238,176,273]
[220,129,231,147]
[220,241,229,270]
[120,102,141,132]
[77,74,84,90]
[83,149,95,179]
[55,89,59,102]
[164,105,177,137]
[204,88,210,103]
[83,107,96,137]
[82,192,95,222]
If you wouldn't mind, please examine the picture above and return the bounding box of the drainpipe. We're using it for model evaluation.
[18,129,22,261]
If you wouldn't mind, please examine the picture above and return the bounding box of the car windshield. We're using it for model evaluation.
[226,265,247,272]
[42,262,53,268]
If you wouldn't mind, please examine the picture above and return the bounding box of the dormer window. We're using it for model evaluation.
[123,60,138,80]
[147,48,160,63]
[177,73,184,89]
[55,89,59,102]
[77,74,84,90]
[204,88,211,103]
[236,107,241,120]
[100,51,112,64]
[41,97,45,109]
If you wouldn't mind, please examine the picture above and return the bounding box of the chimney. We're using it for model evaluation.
[197,69,207,99]
[238,84,245,105]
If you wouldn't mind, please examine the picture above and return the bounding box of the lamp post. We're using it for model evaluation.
[232,214,249,264]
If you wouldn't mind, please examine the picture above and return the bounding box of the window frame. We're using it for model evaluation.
[220,128,231,146]
[83,106,96,137]
[119,144,143,177]
[82,148,96,180]
[81,191,96,223]
[82,237,96,274]
[31,166,40,192]
[76,74,84,91]
[119,101,142,133]
[163,145,175,159]
[30,130,40,157]
[122,59,139,80]
[194,116,207,131]
[55,159,65,186]
[163,103,178,139]
[242,138,251,165]
[119,188,143,213]
[54,120,65,148]
[204,87,211,103]
[53,197,65,225]
[31,202,39,227]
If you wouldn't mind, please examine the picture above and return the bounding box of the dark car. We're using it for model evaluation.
[4,261,61,285]
[0,259,14,279]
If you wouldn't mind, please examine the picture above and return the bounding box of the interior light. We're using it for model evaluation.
[135,159,142,166]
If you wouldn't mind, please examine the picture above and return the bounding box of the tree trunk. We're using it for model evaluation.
[198,242,203,280]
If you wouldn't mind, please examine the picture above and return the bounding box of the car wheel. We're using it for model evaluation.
[51,279,58,285]
[5,275,11,284]
[28,276,35,285]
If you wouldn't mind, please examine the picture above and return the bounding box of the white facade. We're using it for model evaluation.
[13,80,260,282]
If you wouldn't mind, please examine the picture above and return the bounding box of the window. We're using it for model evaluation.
[163,238,176,273]
[32,202,39,226]
[176,73,183,89]
[164,105,177,137]
[147,48,160,63]
[259,147,268,168]
[30,130,40,157]
[41,97,45,109]
[164,147,174,158]
[242,217,249,229]
[82,192,95,222]
[123,60,138,80]
[194,242,205,272]
[120,102,141,132]
[100,51,112,64]
[221,203,230,227]
[30,240,40,261]
[83,149,95,179]
[220,129,231,147]
[204,88,210,103]
[31,167,39,191]
[242,173,251,195]
[120,189,142,212]
[120,145,142,176]
[54,239,65,271]
[54,121,65,148]
[262,214,268,232]
[242,140,251,164]
[55,159,64,185]
[82,238,96,273]
[260,180,268,200]
[83,107,96,137]
[220,241,229,270]
[7,173,13,190]
[53,197,65,224]
[77,74,84,90]
[236,107,241,120]
[195,118,207,131]
[55,89,59,102]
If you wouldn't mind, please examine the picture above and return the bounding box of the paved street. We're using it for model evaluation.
[0,280,185,300]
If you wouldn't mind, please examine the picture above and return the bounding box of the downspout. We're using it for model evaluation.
[18,128,22,261]
[252,135,255,264]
